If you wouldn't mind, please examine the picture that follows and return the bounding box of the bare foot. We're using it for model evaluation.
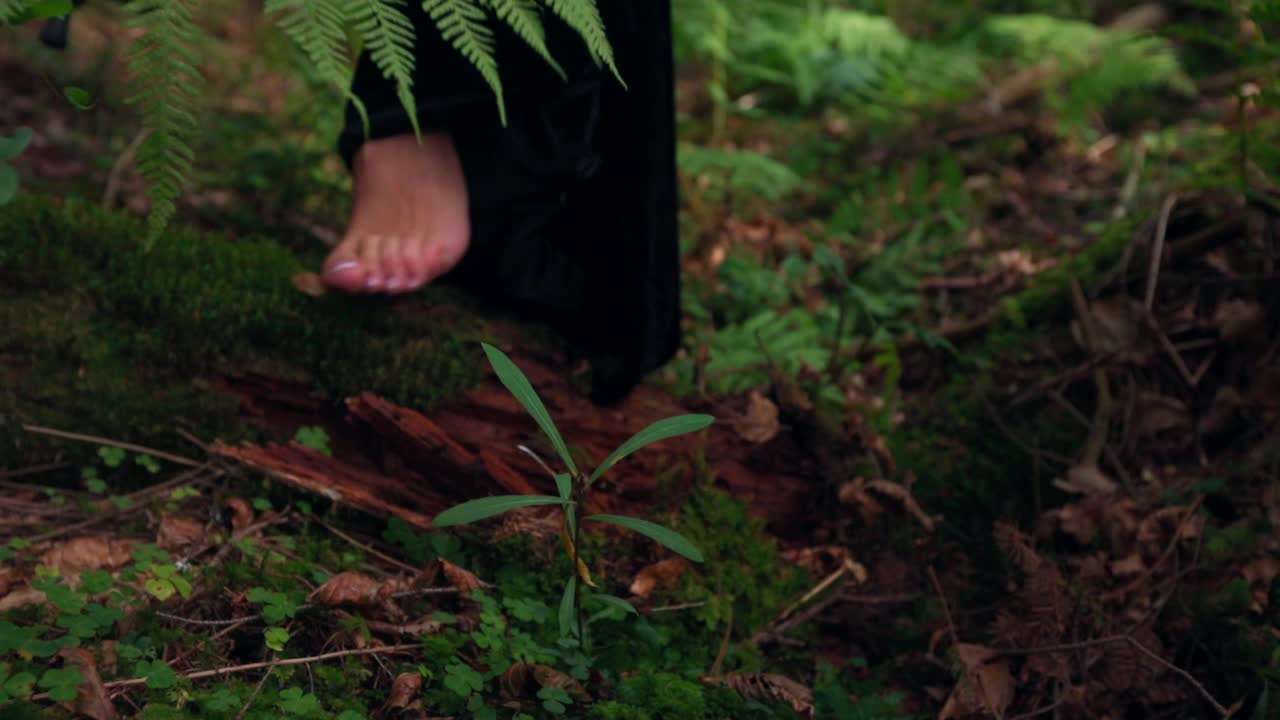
[322,133,470,293]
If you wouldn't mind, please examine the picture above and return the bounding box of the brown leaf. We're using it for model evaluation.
[1073,297,1152,362]
[40,537,136,582]
[629,558,688,599]
[736,390,780,444]
[940,644,1014,720]
[1214,299,1266,343]
[309,572,383,607]
[500,663,591,704]
[837,478,885,524]
[1055,464,1119,497]
[1201,387,1243,436]
[1110,553,1146,578]
[438,559,485,593]
[714,672,814,718]
[1134,392,1191,438]
[1243,557,1279,613]
[156,515,206,550]
[222,497,254,532]
[781,546,855,578]
[864,479,936,532]
[384,672,423,712]
[292,271,328,297]
[56,648,115,720]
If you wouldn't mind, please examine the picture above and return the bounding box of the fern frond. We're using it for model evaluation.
[422,0,506,124]
[264,0,369,134]
[0,0,31,24]
[539,0,621,85]
[123,0,204,244]
[349,0,421,140]
[485,0,565,80]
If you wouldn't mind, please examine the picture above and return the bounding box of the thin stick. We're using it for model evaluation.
[100,643,421,691]
[234,664,273,720]
[928,566,961,650]
[649,601,707,613]
[101,128,152,210]
[315,520,420,574]
[1068,278,1113,467]
[1145,194,1178,310]
[22,425,201,467]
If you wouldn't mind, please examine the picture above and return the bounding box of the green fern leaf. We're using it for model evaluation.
[264,0,369,135]
[0,0,30,23]
[122,0,203,244]
[422,0,506,124]
[485,0,565,80]
[349,0,422,140]
[539,0,620,85]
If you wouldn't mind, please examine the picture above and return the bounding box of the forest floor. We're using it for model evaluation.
[1,4,1278,720]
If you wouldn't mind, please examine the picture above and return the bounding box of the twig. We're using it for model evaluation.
[22,425,201,467]
[1145,194,1178,310]
[928,566,961,650]
[1008,697,1066,720]
[156,611,263,627]
[234,664,273,720]
[315,520,419,575]
[1103,496,1204,601]
[649,601,707,613]
[99,643,421,691]
[709,605,733,678]
[1068,278,1113,467]
[0,462,71,481]
[101,129,151,210]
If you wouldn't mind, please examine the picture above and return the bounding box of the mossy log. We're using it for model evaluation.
[0,193,486,467]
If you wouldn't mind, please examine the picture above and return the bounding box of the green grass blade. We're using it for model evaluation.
[554,472,572,500]
[558,575,577,638]
[586,514,704,562]
[589,415,714,483]
[432,494,568,527]
[480,342,578,475]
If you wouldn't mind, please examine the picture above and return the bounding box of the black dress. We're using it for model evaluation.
[337,2,681,406]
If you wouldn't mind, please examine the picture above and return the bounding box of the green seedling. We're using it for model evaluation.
[433,343,713,640]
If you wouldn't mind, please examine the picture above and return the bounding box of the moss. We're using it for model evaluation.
[0,193,486,467]
[589,702,654,720]
[616,673,707,720]
[676,486,810,641]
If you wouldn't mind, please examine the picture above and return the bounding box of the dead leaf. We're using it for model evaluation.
[1055,464,1119,497]
[559,520,597,589]
[940,644,1014,720]
[781,546,855,577]
[500,663,591,704]
[438,559,485,593]
[40,537,136,582]
[384,671,423,712]
[292,271,328,297]
[712,673,814,718]
[1214,299,1265,343]
[837,478,886,525]
[629,558,688,599]
[367,617,447,638]
[56,648,115,720]
[1134,393,1191,438]
[222,497,254,532]
[1243,557,1279,613]
[736,390,780,444]
[1073,298,1152,362]
[0,586,46,612]
[309,572,383,607]
[1201,387,1243,436]
[1110,553,1146,578]
[156,515,206,550]
[864,479,936,532]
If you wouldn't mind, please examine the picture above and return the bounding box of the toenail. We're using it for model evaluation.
[326,260,360,275]
[386,277,402,290]
[365,276,382,289]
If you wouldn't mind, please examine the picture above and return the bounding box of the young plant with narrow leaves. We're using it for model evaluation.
[433,342,712,640]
